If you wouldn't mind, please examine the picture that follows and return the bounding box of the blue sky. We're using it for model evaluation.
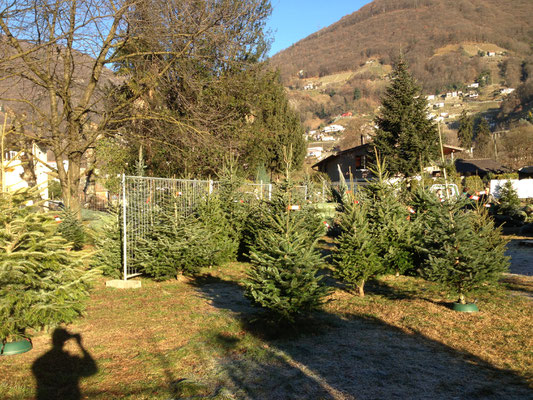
[266,0,372,57]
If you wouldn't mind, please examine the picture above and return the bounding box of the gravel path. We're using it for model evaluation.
[506,239,533,276]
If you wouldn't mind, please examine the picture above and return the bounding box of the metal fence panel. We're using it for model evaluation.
[121,175,320,280]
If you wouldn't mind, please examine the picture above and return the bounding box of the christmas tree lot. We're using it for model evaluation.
[0,188,94,342]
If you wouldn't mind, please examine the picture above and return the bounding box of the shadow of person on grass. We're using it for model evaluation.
[32,328,97,400]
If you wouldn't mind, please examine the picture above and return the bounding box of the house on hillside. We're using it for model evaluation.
[313,143,466,182]
[455,158,512,178]
[312,144,371,182]
[341,112,353,117]
[468,83,479,88]
[307,146,324,158]
[500,88,515,95]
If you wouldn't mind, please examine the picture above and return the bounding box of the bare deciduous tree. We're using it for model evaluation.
[0,0,271,211]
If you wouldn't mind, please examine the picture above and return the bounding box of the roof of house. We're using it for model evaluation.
[312,143,370,169]
[313,143,464,169]
[455,158,512,174]
[518,166,533,174]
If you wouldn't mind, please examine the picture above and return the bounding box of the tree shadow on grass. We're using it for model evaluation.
[192,274,533,400]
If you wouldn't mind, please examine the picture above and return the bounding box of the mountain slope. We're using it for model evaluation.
[270,0,533,92]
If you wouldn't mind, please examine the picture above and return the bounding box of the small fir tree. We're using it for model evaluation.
[244,153,328,322]
[90,208,122,278]
[333,192,382,296]
[363,156,414,276]
[196,193,236,265]
[217,156,250,261]
[497,180,521,216]
[135,194,213,280]
[57,207,86,250]
[0,189,93,341]
[416,191,508,304]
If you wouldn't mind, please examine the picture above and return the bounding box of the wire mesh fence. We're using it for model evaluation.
[120,175,332,280]
[121,175,215,280]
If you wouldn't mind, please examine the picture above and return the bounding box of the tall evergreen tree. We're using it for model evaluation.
[372,58,439,176]
[457,110,474,150]
[474,117,493,158]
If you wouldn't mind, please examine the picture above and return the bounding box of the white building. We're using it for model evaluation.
[307,146,323,158]
[1,143,50,198]
[322,124,345,133]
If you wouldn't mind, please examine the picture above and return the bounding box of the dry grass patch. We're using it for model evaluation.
[1,263,532,399]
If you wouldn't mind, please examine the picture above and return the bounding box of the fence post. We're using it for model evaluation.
[268,183,272,201]
[260,180,263,200]
[322,180,326,203]
[122,173,127,281]
[209,179,213,195]
[304,184,308,201]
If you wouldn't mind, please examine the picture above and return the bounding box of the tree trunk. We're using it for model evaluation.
[58,153,83,219]
[357,281,365,297]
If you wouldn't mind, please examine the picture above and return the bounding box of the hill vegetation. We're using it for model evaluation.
[270,0,533,93]
[271,0,533,170]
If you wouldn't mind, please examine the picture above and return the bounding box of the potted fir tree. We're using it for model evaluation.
[416,191,508,312]
[0,189,93,355]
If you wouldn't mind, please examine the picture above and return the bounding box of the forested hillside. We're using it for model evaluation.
[270,0,533,93]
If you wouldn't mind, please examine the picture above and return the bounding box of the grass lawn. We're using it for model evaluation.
[1,262,532,399]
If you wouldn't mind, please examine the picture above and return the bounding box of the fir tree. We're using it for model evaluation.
[90,208,122,278]
[474,117,492,157]
[371,58,439,176]
[416,191,508,304]
[244,177,328,323]
[216,156,249,261]
[457,110,474,150]
[363,156,414,276]
[0,189,93,341]
[497,180,521,217]
[196,193,236,265]
[135,194,213,280]
[333,192,381,296]
[57,207,86,251]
